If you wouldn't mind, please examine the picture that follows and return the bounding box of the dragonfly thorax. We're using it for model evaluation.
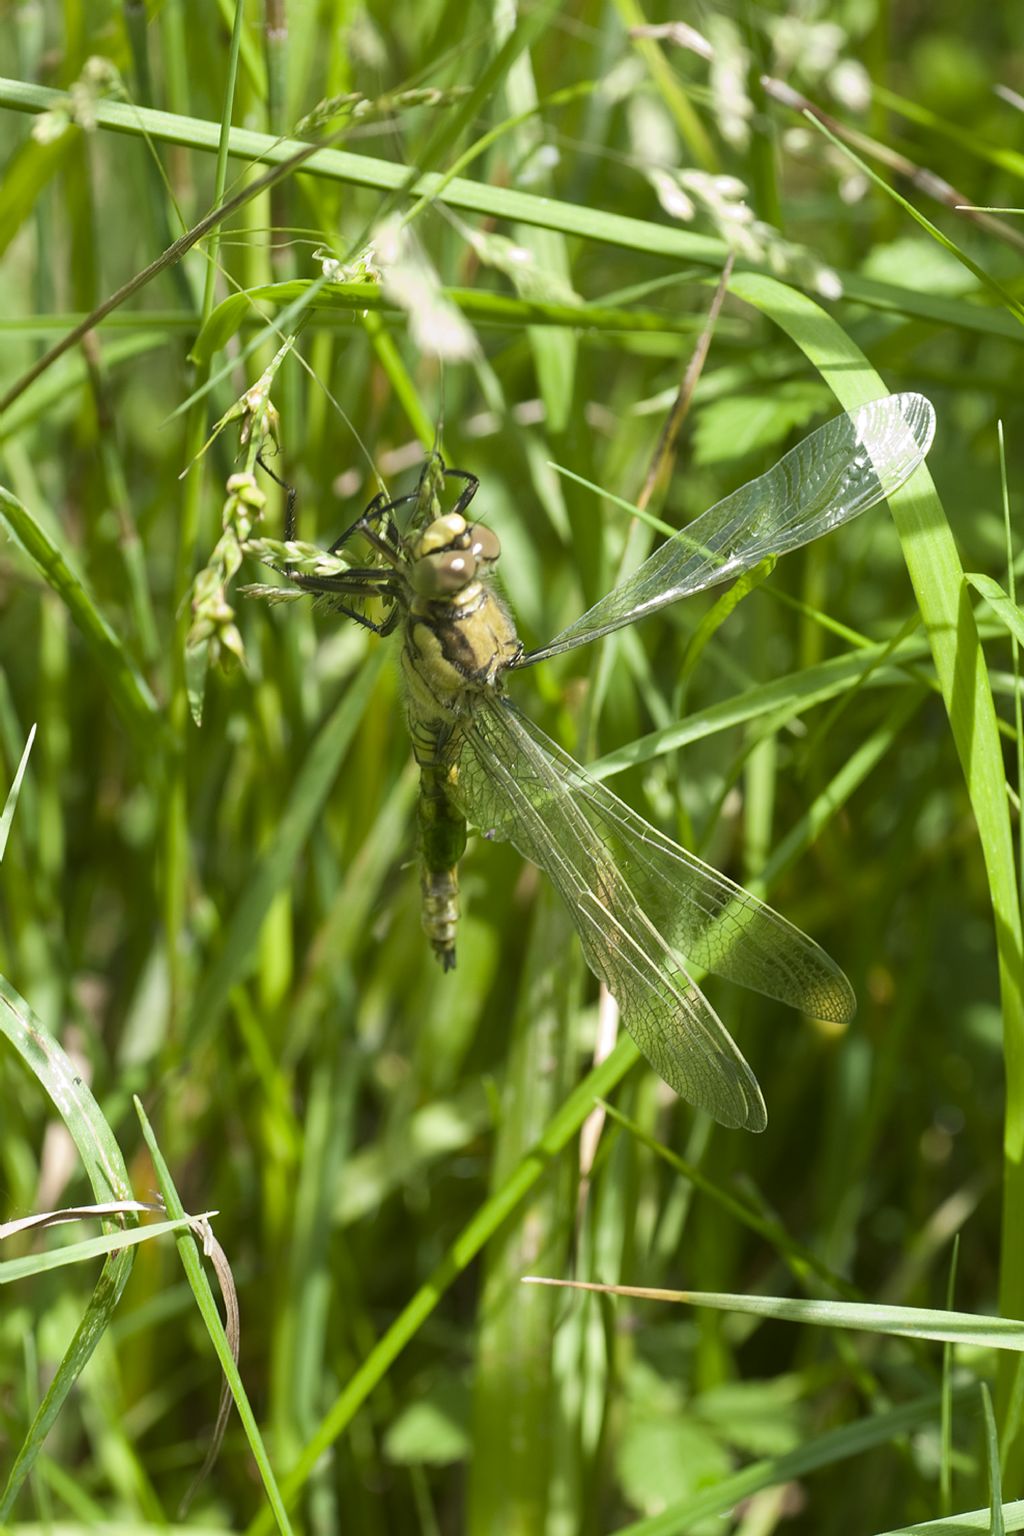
[408,513,502,600]
[401,504,521,720]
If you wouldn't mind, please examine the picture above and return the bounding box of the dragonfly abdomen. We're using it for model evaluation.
[414,752,467,970]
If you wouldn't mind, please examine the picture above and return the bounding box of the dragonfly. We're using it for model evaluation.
[249,392,935,1130]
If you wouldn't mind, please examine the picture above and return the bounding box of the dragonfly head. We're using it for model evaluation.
[408,514,502,598]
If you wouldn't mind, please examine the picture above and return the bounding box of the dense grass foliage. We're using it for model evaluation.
[3,2,1024,1532]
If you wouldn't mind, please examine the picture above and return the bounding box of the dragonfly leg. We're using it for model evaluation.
[316,595,397,635]
[256,452,298,539]
[284,567,401,634]
[334,490,425,562]
[329,492,389,553]
[444,469,479,519]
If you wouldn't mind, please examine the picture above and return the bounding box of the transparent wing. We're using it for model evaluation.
[448,696,773,1130]
[496,704,855,1023]
[520,392,935,665]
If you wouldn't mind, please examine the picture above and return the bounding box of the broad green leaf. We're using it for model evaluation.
[384,1378,471,1466]
[692,382,832,466]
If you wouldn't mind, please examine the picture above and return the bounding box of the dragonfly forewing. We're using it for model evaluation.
[447,694,768,1130]
[522,392,936,665]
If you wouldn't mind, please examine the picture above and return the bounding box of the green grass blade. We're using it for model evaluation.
[590,631,932,777]
[4,78,1021,344]
[803,112,1024,327]
[524,1277,1024,1352]
[983,1383,1007,1536]
[0,976,136,1516]
[0,721,34,861]
[0,484,167,752]
[190,281,714,364]
[0,1217,200,1284]
[728,269,1024,1388]
[966,573,1024,649]
[135,1098,294,1535]
[875,1502,1024,1534]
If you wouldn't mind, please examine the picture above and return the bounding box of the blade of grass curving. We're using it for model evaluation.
[522,1277,1024,1352]
[0,721,34,860]
[727,270,1024,1439]
[0,976,135,1516]
[0,1216,201,1283]
[0,977,133,1206]
[0,485,167,752]
[134,1098,294,1535]
[966,574,1024,650]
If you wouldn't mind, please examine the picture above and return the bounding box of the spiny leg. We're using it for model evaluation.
[444,469,479,520]
[330,491,391,553]
[288,570,401,634]
[293,466,481,567]
[256,452,298,539]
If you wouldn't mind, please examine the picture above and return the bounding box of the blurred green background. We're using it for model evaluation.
[2,0,1024,1531]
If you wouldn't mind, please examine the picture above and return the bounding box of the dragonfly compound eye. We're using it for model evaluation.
[411,548,479,597]
[467,524,501,567]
